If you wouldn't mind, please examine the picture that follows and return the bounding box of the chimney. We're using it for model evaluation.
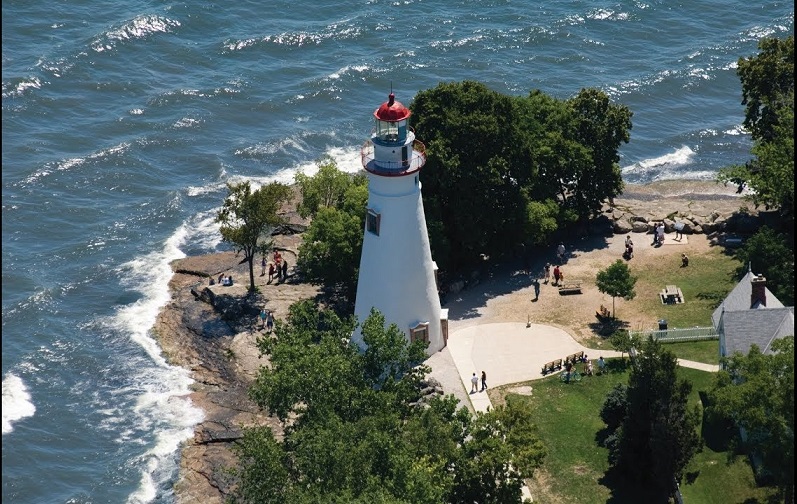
[751,275,767,308]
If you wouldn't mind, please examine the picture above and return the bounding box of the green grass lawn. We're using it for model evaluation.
[490,360,779,504]
[622,245,741,329]
[661,339,719,365]
[582,245,743,365]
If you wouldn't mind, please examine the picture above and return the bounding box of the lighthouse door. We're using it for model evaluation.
[401,145,409,167]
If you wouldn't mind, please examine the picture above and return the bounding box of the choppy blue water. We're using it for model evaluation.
[2,1,793,502]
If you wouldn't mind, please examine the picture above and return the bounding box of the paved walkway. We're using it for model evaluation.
[437,321,719,413]
[444,322,625,412]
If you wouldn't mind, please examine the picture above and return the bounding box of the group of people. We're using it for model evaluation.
[652,222,665,246]
[262,251,289,283]
[215,274,233,286]
[470,371,488,393]
[539,262,564,288]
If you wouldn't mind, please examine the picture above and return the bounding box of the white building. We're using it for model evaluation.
[352,92,448,354]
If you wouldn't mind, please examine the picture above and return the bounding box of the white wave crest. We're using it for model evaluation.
[2,373,36,434]
[328,65,370,80]
[92,15,181,53]
[107,222,208,503]
[2,76,43,98]
[622,146,695,175]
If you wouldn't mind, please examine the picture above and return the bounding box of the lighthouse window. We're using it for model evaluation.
[366,209,381,236]
[410,323,429,344]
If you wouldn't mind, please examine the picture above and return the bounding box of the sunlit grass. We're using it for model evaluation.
[490,361,779,504]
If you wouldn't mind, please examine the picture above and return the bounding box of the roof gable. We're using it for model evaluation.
[712,271,785,328]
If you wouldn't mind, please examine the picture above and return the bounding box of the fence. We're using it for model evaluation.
[630,326,718,343]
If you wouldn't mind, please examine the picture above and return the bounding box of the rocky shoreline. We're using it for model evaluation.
[154,179,762,503]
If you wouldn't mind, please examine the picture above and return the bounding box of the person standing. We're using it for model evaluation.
[470,373,479,393]
[268,263,275,283]
[261,256,267,276]
[266,311,274,333]
[481,371,487,392]
[557,242,566,262]
[544,263,551,284]
[281,260,288,281]
[553,265,561,286]
[533,279,541,301]
[259,308,268,328]
[674,222,684,241]
[597,356,606,374]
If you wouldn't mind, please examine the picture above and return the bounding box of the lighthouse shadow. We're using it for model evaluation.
[443,262,535,322]
[444,234,612,323]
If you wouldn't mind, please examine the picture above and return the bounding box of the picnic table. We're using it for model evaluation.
[661,284,684,304]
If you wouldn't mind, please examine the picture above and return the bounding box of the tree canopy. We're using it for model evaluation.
[410,81,631,271]
[719,35,794,224]
[233,301,546,503]
[595,259,637,317]
[294,156,367,219]
[295,159,368,306]
[708,336,794,504]
[734,226,795,306]
[216,181,292,291]
[601,337,702,499]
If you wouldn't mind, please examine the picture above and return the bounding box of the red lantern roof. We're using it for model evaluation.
[374,92,411,122]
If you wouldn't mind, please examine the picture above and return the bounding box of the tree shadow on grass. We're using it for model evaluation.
[699,390,737,452]
[603,358,632,374]
[599,466,672,504]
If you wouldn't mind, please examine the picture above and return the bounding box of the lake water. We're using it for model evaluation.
[2,1,793,502]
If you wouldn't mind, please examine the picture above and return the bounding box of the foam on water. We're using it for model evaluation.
[622,146,698,181]
[2,1,792,501]
[2,374,36,434]
[106,220,205,502]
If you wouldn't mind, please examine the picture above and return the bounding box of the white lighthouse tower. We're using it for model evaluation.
[353,92,448,354]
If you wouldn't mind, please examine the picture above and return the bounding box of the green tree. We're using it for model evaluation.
[719,35,794,222]
[736,35,794,144]
[708,337,794,504]
[411,81,530,271]
[295,161,368,306]
[604,337,702,499]
[216,181,292,291]
[595,259,637,317]
[609,329,642,360]
[566,88,630,218]
[410,82,632,273]
[297,206,364,304]
[452,397,546,504]
[238,301,546,503]
[734,226,795,306]
[294,155,367,219]
[523,198,560,246]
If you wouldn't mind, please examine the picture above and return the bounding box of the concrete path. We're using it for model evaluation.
[426,321,718,503]
[439,321,719,413]
[445,322,624,412]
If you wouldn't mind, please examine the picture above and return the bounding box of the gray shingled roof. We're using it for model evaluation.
[714,271,794,358]
[720,308,794,357]
[712,271,785,328]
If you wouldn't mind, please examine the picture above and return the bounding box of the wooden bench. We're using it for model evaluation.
[564,351,585,365]
[541,358,563,375]
[595,305,612,323]
[558,281,582,295]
